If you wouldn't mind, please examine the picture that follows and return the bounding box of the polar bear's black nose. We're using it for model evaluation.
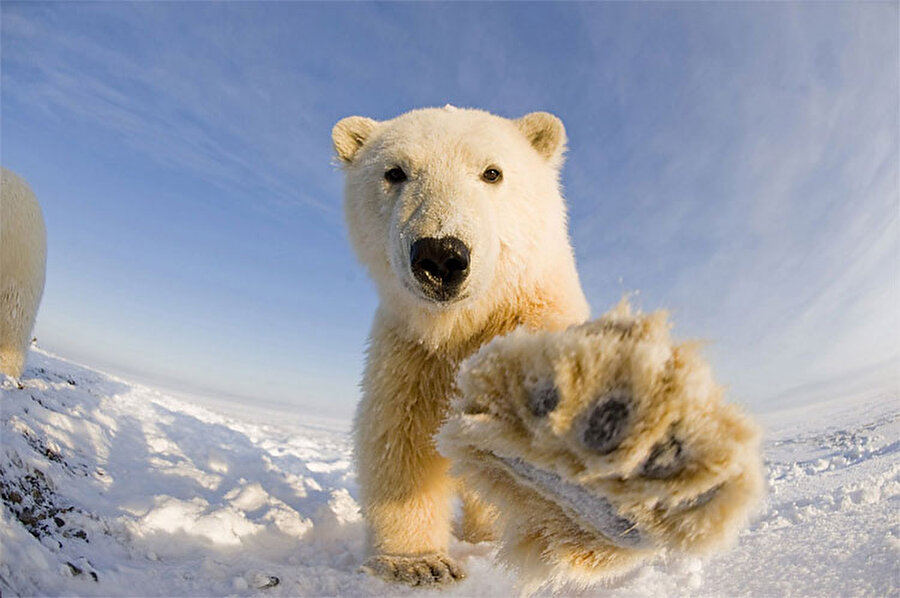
[410,236,470,301]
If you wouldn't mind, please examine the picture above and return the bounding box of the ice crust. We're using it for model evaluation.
[1,348,897,596]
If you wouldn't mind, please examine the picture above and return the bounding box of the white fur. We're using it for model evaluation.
[336,107,588,351]
[334,106,590,585]
[335,107,763,588]
[1,168,47,378]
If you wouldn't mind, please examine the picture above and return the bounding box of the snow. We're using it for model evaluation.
[1,349,897,596]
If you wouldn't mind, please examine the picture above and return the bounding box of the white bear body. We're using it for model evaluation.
[333,106,589,583]
[1,168,47,378]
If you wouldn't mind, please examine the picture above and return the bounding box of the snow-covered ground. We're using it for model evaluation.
[1,349,897,596]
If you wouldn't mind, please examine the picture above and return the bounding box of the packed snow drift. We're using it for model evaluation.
[1,349,897,596]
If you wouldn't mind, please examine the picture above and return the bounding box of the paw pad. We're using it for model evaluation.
[527,381,559,417]
[640,435,685,479]
[582,391,631,454]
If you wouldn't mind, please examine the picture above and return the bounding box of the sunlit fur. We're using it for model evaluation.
[0,168,46,379]
[334,106,590,582]
[438,302,764,589]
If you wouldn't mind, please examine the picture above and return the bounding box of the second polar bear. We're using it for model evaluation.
[332,106,762,587]
[1,168,46,379]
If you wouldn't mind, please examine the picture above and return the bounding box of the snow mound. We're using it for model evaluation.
[1,350,897,596]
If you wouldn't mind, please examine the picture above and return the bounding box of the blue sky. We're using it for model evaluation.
[2,2,897,419]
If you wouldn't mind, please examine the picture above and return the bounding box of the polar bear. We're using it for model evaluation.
[334,106,589,582]
[332,106,762,587]
[1,168,46,379]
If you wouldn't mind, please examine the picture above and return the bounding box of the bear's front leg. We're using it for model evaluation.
[354,320,466,586]
[356,444,463,585]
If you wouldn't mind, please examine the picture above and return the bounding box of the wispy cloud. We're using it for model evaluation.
[1,2,895,413]
[567,3,899,405]
[2,4,341,217]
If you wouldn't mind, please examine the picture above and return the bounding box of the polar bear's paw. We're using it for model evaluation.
[360,553,465,587]
[437,303,764,585]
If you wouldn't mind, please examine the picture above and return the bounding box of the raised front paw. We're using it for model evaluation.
[438,303,764,584]
[360,553,465,586]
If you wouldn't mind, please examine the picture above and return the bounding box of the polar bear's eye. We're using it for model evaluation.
[384,167,407,184]
[482,167,502,183]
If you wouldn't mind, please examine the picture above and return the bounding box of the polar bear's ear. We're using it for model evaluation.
[515,112,567,165]
[332,116,379,164]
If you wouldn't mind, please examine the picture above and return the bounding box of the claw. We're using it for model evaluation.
[428,561,449,583]
[361,554,464,586]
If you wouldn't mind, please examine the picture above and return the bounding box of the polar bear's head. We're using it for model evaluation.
[334,106,574,346]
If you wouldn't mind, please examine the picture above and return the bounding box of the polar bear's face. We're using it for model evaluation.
[334,107,569,334]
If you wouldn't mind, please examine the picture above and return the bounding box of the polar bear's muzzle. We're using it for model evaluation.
[409,236,470,302]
